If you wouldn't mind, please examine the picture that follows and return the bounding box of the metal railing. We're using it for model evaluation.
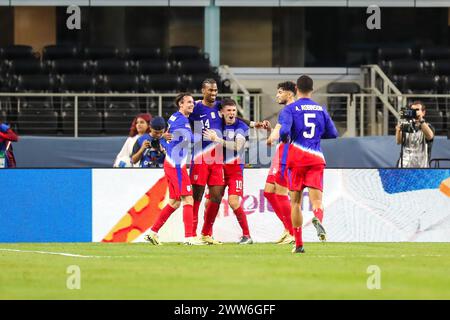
[0,91,448,138]
[361,64,405,135]
[0,92,262,137]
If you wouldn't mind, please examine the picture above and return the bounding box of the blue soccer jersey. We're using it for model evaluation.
[279,98,338,167]
[189,100,223,162]
[165,111,192,167]
[223,118,249,167]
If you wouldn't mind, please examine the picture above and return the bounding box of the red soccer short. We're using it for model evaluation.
[266,145,288,188]
[266,163,289,188]
[190,162,225,186]
[287,165,325,192]
[224,164,244,197]
[164,162,193,200]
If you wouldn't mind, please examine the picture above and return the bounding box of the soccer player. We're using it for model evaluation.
[279,75,338,253]
[190,79,268,244]
[203,99,253,244]
[144,93,202,245]
[264,82,296,245]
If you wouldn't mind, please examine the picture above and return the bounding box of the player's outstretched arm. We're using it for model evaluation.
[266,123,281,145]
[236,117,271,130]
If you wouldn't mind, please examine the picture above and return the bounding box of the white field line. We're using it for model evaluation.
[0,248,445,259]
[0,248,135,259]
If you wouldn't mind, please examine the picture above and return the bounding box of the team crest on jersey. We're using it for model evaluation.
[194,175,198,181]
[211,112,216,119]
[169,115,177,121]
[187,185,191,192]
[227,131,235,139]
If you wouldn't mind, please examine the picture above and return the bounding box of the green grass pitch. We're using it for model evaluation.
[1,242,449,300]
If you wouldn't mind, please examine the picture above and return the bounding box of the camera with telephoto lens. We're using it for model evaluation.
[151,138,160,150]
[399,108,418,120]
[143,138,161,158]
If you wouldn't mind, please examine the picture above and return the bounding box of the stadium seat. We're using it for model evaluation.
[186,73,222,92]
[327,82,361,95]
[58,75,103,135]
[425,109,445,135]
[42,45,79,60]
[59,74,97,92]
[403,74,440,94]
[377,47,412,62]
[124,47,162,61]
[420,47,450,61]
[8,59,46,76]
[144,74,182,92]
[0,45,35,60]
[102,75,140,135]
[169,46,205,61]
[136,59,171,75]
[13,75,57,134]
[161,99,178,120]
[93,59,132,75]
[84,47,119,60]
[103,75,139,93]
[431,60,450,76]
[387,60,424,76]
[16,105,59,135]
[326,82,361,123]
[49,59,90,75]
[177,59,213,75]
[15,75,55,92]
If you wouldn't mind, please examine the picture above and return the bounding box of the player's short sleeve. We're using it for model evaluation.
[279,106,293,141]
[232,120,248,140]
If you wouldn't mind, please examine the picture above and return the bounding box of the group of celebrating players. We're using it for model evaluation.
[144,75,338,254]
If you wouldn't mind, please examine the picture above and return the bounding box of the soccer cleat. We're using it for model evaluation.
[238,236,253,245]
[183,237,205,245]
[278,234,295,245]
[312,217,327,242]
[291,246,305,254]
[200,235,223,245]
[275,230,289,244]
[144,232,161,245]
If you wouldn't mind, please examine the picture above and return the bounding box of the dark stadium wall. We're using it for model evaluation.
[14,6,56,54]
[221,8,273,67]
[168,7,203,49]
[0,7,13,46]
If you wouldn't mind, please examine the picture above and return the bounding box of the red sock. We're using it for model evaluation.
[151,204,176,233]
[275,194,293,235]
[293,227,303,247]
[183,204,194,238]
[313,208,324,223]
[234,206,250,237]
[264,192,285,225]
[192,200,201,236]
[201,201,220,236]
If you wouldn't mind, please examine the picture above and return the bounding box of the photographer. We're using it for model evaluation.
[0,120,18,168]
[396,101,435,168]
[131,116,167,168]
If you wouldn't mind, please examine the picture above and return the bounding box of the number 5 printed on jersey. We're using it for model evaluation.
[303,113,316,138]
